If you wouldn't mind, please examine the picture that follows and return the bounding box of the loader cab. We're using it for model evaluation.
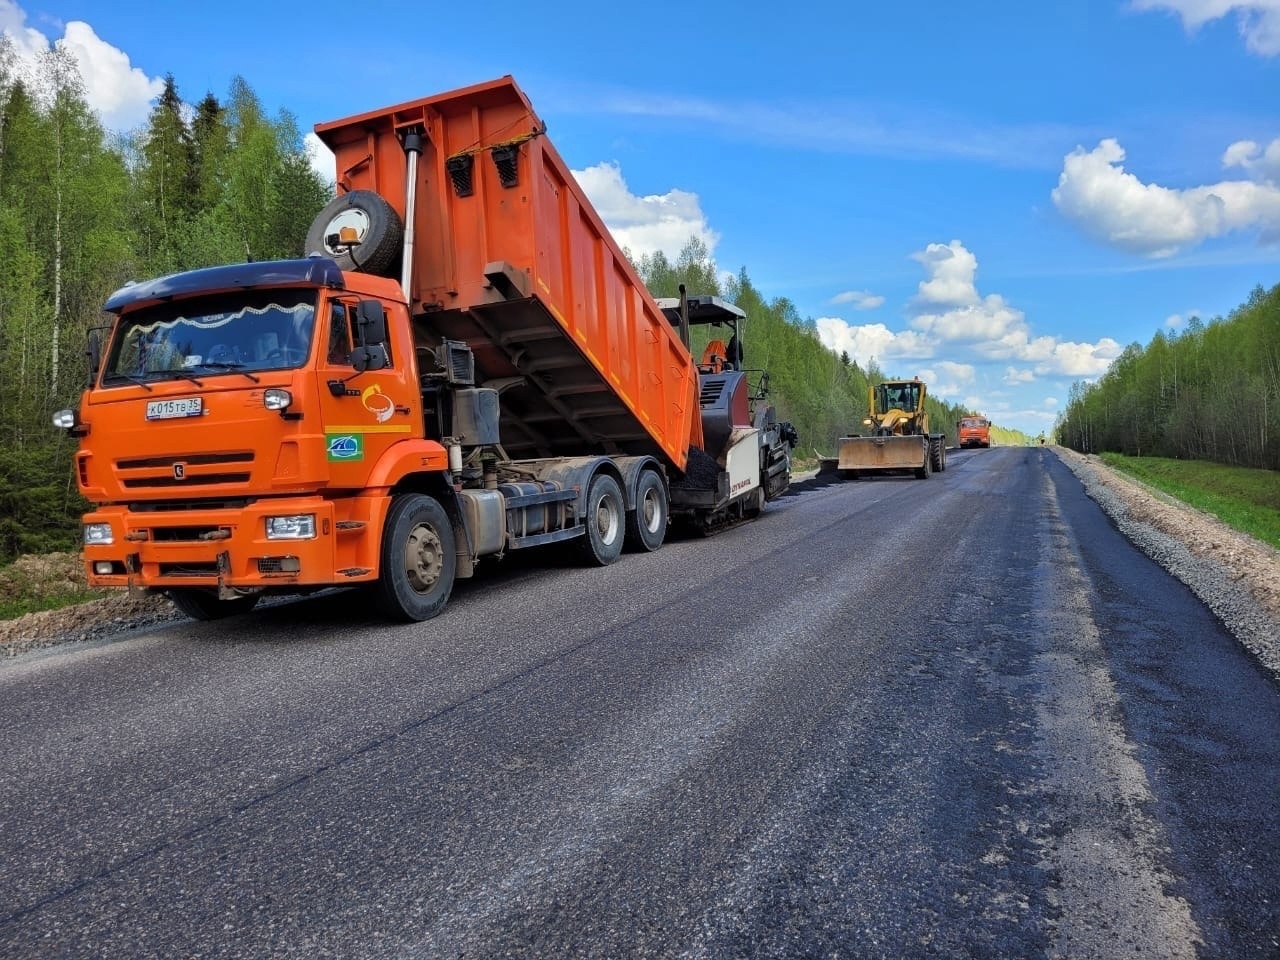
[878,380,922,413]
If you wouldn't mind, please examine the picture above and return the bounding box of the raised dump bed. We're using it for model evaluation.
[314,77,701,470]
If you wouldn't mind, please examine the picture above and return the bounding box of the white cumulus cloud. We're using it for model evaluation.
[917,360,977,399]
[831,289,885,310]
[911,240,981,307]
[1222,137,1280,183]
[572,161,718,262]
[1004,366,1036,384]
[817,240,1124,381]
[0,1,163,130]
[813,319,935,369]
[1132,0,1280,56]
[1041,338,1125,377]
[305,133,335,191]
[1051,138,1280,256]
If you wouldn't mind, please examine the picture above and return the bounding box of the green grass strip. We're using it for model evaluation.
[1099,453,1280,550]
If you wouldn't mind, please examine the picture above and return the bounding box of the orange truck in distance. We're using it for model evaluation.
[54,76,795,623]
[957,415,992,448]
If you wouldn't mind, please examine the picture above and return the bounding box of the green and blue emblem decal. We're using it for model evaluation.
[326,433,364,461]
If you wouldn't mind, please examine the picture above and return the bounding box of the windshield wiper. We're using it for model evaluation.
[196,361,260,384]
[101,372,154,392]
[150,368,205,387]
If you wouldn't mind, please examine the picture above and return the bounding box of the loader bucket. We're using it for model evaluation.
[837,434,928,472]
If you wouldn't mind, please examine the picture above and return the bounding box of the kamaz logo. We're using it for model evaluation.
[172,462,186,480]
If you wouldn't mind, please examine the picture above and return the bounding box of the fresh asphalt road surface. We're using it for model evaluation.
[2,448,1277,959]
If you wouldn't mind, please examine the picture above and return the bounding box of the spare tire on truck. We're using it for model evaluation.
[305,189,404,276]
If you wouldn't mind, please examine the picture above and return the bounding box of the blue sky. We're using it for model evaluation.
[4,0,1279,434]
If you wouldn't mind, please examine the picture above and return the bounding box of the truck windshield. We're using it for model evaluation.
[102,289,319,385]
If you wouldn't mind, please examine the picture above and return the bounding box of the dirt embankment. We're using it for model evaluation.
[0,554,178,658]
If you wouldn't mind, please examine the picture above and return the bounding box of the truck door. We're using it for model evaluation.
[316,297,418,487]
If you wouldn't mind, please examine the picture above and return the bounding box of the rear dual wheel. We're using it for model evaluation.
[625,469,668,552]
[578,473,625,566]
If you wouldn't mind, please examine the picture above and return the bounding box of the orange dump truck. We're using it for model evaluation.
[957,415,991,448]
[54,76,794,622]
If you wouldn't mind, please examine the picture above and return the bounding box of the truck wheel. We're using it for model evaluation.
[375,493,456,622]
[305,190,404,276]
[168,588,259,621]
[625,469,667,552]
[578,473,625,566]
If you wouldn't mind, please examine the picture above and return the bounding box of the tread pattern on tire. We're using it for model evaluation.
[305,190,404,277]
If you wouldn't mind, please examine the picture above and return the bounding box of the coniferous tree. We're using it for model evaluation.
[136,74,194,274]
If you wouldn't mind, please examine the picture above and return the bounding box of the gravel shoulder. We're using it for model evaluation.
[1051,445,1280,680]
[3,447,1279,678]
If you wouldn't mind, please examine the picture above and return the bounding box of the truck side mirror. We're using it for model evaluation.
[351,300,390,372]
[355,300,388,346]
[87,330,102,385]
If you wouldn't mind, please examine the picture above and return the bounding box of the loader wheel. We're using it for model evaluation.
[305,189,404,276]
[375,493,456,622]
[578,473,625,566]
[915,456,932,480]
[930,439,945,474]
[168,588,259,621]
[625,469,668,552]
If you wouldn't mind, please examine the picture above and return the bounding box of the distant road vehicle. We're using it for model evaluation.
[957,416,992,449]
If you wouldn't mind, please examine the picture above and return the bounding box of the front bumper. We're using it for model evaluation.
[82,496,383,592]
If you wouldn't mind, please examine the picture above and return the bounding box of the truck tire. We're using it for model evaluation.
[305,190,404,277]
[578,473,625,566]
[168,588,259,621]
[375,493,456,622]
[625,469,667,553]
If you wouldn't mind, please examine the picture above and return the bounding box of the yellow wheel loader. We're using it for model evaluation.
[834,378,947,480]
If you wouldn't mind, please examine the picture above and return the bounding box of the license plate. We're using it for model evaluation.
[146,397,203,420]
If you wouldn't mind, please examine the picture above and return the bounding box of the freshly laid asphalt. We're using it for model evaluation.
[1,447,1276,959]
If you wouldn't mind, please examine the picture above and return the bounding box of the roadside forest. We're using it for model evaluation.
[1056,282,1280,471]
[0,47,982,566]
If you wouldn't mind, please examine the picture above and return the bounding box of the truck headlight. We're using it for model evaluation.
[266,515,316,540]
[263,388,293,412]
[83,523,114,546]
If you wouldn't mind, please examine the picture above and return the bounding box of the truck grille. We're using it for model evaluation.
[116,451,254,491]
[158,562,219,578]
